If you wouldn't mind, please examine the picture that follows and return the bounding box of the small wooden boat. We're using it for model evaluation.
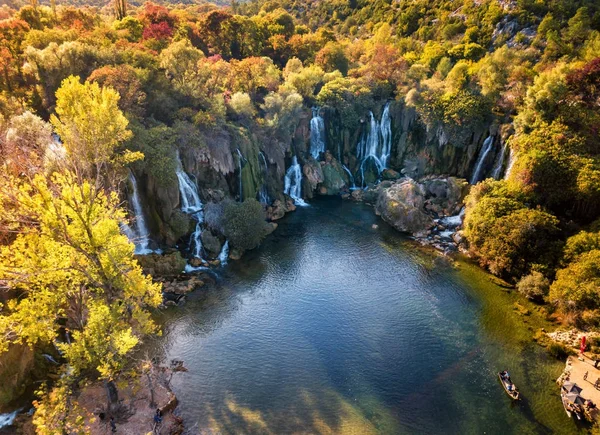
[498,372,520,400]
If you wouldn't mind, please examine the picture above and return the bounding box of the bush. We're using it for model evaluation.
[223,199,271,251]
[547,342,572,359]
[517,272,550,301]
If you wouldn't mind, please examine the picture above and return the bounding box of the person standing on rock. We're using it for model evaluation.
[110,416,117,433]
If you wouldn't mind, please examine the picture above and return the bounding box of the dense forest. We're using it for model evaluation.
[0,0,600,431]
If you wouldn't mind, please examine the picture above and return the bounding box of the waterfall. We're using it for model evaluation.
[491,142,508,179]
[235,149,244,202]
[258,151,270,204]
[125,172,152,254]
[470,135,494,184]
[356,102,392,185]
[176,158,204,258]
[379,102,392,168]
[342,164,356,189]
[310,107,326,160]
[504,148,516,180]
[218,240,229,266]
[0,410,20,430]
[176,164,203,214]
[284,156,307,206]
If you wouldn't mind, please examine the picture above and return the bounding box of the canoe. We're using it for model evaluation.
[498,372,520,400]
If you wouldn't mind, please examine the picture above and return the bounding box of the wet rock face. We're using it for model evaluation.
[320,155,348,195]
[375,179,434,236]
[200,230,223,259]
[303,158,324,197]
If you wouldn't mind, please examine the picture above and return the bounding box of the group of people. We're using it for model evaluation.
[500,371,513,387]
[500,370,517,395]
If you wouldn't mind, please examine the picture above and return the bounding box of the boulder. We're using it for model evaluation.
[381,168,401,180]
[266,198,296,221]
[303,158,324,194]
[163,276,205,295]
[320,163,347,195]
[135,252,187,278]
[375,179,434,236]
[200,230,223,259]
[421,177,469,216]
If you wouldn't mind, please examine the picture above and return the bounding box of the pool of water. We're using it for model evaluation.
[152,198,579,434]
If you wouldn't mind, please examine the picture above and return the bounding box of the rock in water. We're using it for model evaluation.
[375,179,434,236]
[200,230,223,259]
[303,158,324,196]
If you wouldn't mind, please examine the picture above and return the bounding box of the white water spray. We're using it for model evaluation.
[470,135,494,184]
[356,102,392,185]
[310,107,326,160]
[504,148,516,180]
[235,149,244,202]
[176,158,204,258]
[218,240,229,266]
[491,141,508,180]
[0,410,20,430]
[125,172,152,254]
[284,156,307,206]
[258,151,270,204]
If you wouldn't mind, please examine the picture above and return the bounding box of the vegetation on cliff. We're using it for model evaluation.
[0,0,599,429]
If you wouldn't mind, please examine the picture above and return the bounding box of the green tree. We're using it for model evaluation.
[223,198,271,252]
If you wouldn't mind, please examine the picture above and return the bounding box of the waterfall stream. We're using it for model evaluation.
[491,141,508,179]
[125,172,152,254]
[356,102,392,186]
[176,159,204,258]
[235,149,244,202]
[310,107,326,160]
[504,148,516,180]
[0,410,20,430]
[284,156,307,206]
[258,151,270,204]
[218,240,229,266]
[470,135,494,184]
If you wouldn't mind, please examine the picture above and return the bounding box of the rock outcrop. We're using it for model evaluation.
[375,179,434,236]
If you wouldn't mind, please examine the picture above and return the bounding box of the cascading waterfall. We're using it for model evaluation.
[218,240,229,266]
[284,156,307,206]
[491,141,508,179]
[310,107,326,160]
[469,135,494,184]
[356,102,392,186]
[504,148,516,180]
[258,151,270,204]
[235,149,244,202]
[125,172,152,254]
[176,159,204,258]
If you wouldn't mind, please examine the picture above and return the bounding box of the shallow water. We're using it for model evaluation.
[153,198,580,434]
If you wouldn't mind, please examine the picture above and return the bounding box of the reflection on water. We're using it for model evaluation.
[153,198,579,434]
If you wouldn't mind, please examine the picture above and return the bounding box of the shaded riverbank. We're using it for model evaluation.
[148,197,576,434]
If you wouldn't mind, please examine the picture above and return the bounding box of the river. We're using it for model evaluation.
[152,198,580,434]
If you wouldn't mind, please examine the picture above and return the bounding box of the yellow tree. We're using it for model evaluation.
[0,171,162,431]
[50,76,135,187]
